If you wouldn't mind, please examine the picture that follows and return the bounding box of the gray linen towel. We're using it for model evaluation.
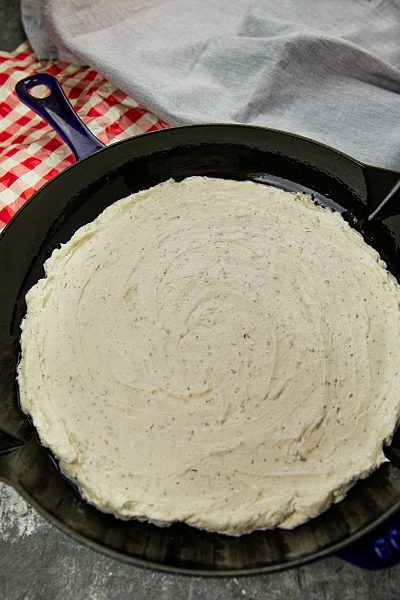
[22,0,400,169]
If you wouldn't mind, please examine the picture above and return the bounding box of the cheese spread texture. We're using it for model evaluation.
[18,176,400,535]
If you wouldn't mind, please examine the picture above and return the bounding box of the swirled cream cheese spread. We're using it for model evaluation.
[18,176,400,535]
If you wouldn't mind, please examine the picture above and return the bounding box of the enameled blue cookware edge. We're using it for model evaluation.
[2,72,398,571]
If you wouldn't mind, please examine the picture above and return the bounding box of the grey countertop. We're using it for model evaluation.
[1,3,399,599]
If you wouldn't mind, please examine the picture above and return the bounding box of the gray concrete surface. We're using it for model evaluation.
[0,0,25,51]
[1,2,399,598]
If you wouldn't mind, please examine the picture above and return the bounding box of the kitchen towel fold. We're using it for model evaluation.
[22,0,400,169]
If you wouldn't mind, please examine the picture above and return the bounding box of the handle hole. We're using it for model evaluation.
[27,84,52,99]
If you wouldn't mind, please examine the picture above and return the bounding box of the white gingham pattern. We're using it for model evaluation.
[0,42,168,230]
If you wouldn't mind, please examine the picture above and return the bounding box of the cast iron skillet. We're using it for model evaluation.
[1,73,400,575]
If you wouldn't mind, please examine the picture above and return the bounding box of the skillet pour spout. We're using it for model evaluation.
[367,177,400,222]
[1,72,400,574]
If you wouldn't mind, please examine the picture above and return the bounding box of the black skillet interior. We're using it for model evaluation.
[1,124,400,575]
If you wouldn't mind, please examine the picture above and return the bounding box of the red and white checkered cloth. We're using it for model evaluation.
[0,42,168,231]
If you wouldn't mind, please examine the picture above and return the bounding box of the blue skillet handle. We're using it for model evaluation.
[15,73,106,161]
[337,510,400,569]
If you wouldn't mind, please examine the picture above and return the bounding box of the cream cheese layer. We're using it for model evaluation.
[18,177,400,535]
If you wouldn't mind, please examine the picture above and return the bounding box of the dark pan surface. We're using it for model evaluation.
[1,124,400,575]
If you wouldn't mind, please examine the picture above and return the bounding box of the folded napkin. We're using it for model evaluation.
[22,0,400,169]
[0,43,166,230]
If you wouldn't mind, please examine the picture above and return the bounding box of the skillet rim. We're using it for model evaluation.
[2,121,400,243]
